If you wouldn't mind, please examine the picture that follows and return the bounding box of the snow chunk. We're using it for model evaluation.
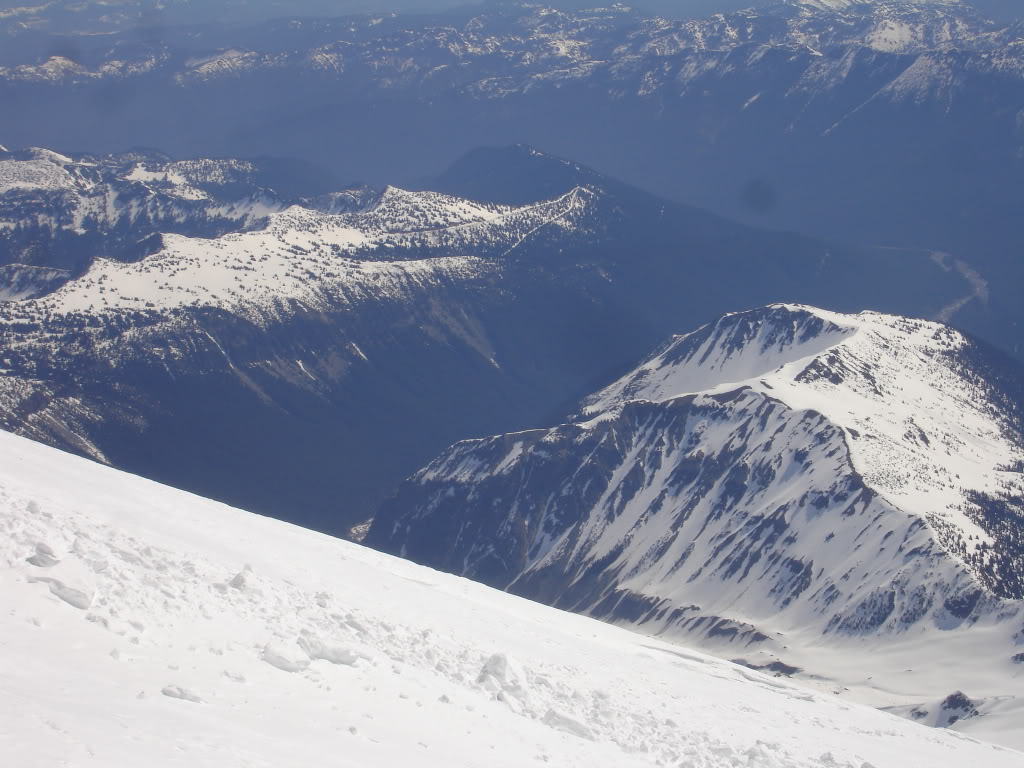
[229,564,253,590]
[543,708,595,740]
[261,641,310,673]
[27,557,95,610]
[478,653,530,710]
[161,685,204,704]
[25,541,59,568]
[298,635,364,666]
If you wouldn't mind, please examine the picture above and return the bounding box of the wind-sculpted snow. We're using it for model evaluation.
[2,430,1022,767]
[369,304,1024,747]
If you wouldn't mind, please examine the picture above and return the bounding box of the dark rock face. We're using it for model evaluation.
[911,691,982,728]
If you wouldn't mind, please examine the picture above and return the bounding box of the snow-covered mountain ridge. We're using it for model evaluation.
[0,143,980,541]
[368,304,1024,746]
[582,305,1024,597]
[2,428,1022,767]
[3,1,1018,88]
[35,184,592,320]
[0,146,372,290]
[0,185,586,462]
[0,150,648,531]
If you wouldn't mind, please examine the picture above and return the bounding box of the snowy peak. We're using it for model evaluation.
[586,304,1024,598]
[581,305,856,413]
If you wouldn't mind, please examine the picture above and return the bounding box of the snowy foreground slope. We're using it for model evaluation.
[1,432,1021,767]
[369,304,1024,747]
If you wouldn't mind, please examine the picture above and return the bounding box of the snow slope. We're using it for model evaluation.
[581,304,1024,583]
[0,146,380,284]
[37,185,592,320]
[0,264,70,301]
[1,430,1022,768]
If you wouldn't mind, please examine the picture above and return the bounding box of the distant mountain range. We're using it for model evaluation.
[0,1,1019,32]
[2,0,1021,357]
[0,143,972,534]
[368,302,1024,745]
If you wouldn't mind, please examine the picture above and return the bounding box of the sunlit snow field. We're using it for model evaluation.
[1,430,1021,767]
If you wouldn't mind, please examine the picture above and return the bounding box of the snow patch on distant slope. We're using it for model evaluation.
[32,186,592,321]
[0,264,70,301]
[0,157,79,194]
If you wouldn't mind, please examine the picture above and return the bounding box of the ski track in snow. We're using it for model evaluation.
[1,430,1020,767]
